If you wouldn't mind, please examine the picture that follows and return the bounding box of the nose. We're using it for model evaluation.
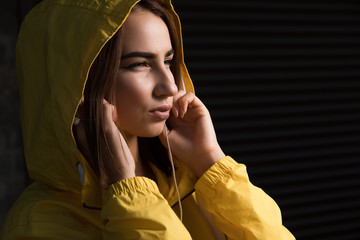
[153,67,178,98]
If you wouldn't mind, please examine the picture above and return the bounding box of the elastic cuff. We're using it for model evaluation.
[195,156,238,190]
[104,177,159,201]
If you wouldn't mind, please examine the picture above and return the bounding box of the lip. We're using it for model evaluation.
[149,104,172,120]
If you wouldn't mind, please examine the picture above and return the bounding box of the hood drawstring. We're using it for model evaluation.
[165,125,183,222]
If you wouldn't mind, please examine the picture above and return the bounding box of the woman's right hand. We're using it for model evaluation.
[74,99,136,185]
[101,99,136,181]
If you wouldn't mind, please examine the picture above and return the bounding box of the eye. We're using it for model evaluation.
[164,58,174,67]
[123,61,149,70]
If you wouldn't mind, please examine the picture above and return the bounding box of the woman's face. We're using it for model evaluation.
[114,9,178,138]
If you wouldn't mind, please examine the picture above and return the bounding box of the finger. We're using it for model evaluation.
[177,92,196,118]
[172,90,187,118]
[172,104,179,118]
[103,99,117,121]
[112,104,117,122]
[102,99,118,134]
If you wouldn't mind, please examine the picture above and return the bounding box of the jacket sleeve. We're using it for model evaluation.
[194,156,295,240]
[101,176,191,240]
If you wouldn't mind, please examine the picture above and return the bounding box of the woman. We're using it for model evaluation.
[1,0,294,239]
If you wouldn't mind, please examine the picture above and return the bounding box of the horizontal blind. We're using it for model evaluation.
[172,1,360,239]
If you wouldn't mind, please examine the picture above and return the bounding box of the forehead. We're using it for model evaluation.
[121,10,172,54]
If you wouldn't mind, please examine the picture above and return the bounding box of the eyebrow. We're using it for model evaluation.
[121,49,174,60]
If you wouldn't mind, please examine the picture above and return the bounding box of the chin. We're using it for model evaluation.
[139,123,165,138]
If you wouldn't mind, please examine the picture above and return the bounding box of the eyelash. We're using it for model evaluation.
[123,59,174,70]
[165,59,174,66]
[124,61,148,69]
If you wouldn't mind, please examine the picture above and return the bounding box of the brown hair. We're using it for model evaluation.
[83,0,178,188]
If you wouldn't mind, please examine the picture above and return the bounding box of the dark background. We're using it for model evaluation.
[1,0,360,239]
[172,1,360,239]
[0,0,27,231]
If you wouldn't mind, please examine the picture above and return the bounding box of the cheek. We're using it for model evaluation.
[114,91,140,131]
[115,72,153,95]
[113,75,153,118]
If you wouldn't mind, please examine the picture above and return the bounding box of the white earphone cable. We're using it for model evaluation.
[165,125,183,222]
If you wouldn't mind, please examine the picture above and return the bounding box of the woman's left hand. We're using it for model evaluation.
[159,91,225,177]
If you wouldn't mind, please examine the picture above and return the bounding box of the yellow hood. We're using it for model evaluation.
[16,0,194,207]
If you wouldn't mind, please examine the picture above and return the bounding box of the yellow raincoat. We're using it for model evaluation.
[1,0,295,239]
